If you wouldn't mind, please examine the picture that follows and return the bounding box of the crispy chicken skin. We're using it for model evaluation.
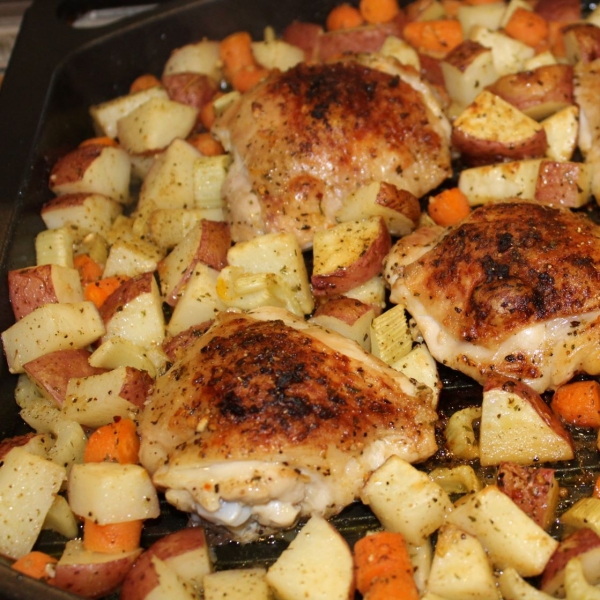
[139,307,437,540]
[213,56,451,249]
[385,201,600,392]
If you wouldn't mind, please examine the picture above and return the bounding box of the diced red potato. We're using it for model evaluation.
[534,159,591,208]
[311,217,391,297]
[48,144,131,204]
[161,72,218,121]
[541,528,600,596]
[0,433,50,461]
[8,264,83,321]
[53,539,141,600]
[496,462,559,530]
[120,527,212,600]
[534,0,581,23]
[281,21,324,60]
[563,22,600,64]
[452,91,548,166]
[23,348,107,407]
[157,219,230,306]
[315,16,407,60]
[485,64,574,121]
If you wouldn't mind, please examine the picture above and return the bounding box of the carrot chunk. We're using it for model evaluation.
[83,519,143,554]
[84,275,129,309]
[187,132,225,156]
[220,31,257,80]
[504,7,549,48]
[359,0,401,24]
[78,136,119,149]
[402,18,464,58]
[326,3,364,30]
[11,551,57,582]
[354,531,418,599]
[84,418,141,465]
[74,253,103,286]
[129,73,161,94]
[427,187,471,226]
[551,380,600,428]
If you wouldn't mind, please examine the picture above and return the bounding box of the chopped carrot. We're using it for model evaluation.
[78,136,119,149]
[551,380,600,428]
[73,253,103,286]
[220,31,257,81]
[84,418,141,465]
[504,7,549,48]
[231,65,270,93]
[326,3,364,31]
[11,551,57,582]
[187,132,225,156]
[359,0,400,24]
[427,187,470,226]
[402,19,464,58]
[84,275,129,309]
[354,531,419,599]
[364,574,419,600]
[83,518,143,554]
[199,94,221,130]
[129,73,161,94]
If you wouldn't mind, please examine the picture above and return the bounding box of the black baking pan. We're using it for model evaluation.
[0,1,598,599]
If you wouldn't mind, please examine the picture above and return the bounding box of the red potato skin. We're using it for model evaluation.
[42,192,98,213]
[194,219,231,271]
[162,321,214,363]
[311,218,392,297]
[563,23,600,63]
[485,64,574,117]
[0,433,37,460]
[535,160,585,207]
[375,181,421,224]
[315,15,407,61]
[158,219,231,306]
[54,551,141,600]
[534,0,581,24]
[496,462,559,530]
[120,528,209,600]
[23,348,108,406]
[9,265,72,320]
[98,272,154,324]
[313,297,375,325]
[120,367,154,409]
[484,375,575,453]
[451,127,548,167]
[162,73,218,121]
[541,528,600,593]
[49,145,104,190]
[281,21,324,61]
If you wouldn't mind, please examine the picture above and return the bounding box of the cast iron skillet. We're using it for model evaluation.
[0,1,597,599]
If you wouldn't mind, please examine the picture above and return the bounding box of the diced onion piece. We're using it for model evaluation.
[444,406,481,460]
[428,465,483,495]
[193,155,230,210]
[370,304,412,365]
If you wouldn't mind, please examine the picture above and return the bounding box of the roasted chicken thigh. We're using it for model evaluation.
[139,307,437,540]
[213,55,451,249]
[384,201,600,393]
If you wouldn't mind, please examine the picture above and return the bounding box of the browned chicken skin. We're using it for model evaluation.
[139,307,437,540]
[385,201,600,392]
[213,56,451,249]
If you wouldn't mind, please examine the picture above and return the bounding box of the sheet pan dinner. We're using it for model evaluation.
[3,0,600,598]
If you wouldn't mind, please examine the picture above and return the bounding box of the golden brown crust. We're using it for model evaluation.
[146,312,435,462]
[404,202,600,346]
